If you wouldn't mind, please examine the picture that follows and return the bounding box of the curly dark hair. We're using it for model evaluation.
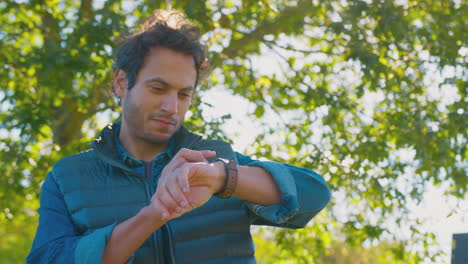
[112,9,209,92]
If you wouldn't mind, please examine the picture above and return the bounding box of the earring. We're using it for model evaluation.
[115,96,121,106]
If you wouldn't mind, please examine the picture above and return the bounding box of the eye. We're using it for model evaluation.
[179,93,192,99]
[151,86,163,91]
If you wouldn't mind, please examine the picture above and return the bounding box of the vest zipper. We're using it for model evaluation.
[140,172,161,263]
[161,137,200,264]
[164,223,176,263]
[145,162,159,263]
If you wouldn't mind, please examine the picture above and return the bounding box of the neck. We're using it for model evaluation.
[118,125,168,162]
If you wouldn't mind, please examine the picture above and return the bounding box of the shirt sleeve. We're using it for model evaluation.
[27,173,118,264]
[236,152,331,228]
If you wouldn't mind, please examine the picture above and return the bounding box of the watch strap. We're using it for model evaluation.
[214,159,238,199]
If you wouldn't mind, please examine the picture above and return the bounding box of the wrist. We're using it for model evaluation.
[213,160,227,193]
[140,204,165,228]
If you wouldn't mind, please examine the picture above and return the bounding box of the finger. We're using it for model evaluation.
[152,187,185,220]
[162,157,186,174]
[176,148,214,163]
[154,197,171,221]
[176,165,191,193]
[152,194,184,221]
[166,173,189,208]
[157,186,182,215]
[163,149,212,174]
[199,150,217,159]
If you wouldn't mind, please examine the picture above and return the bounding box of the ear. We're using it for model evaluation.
[114,69,128,99]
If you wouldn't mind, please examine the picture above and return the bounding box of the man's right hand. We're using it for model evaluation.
[150,148,217,222]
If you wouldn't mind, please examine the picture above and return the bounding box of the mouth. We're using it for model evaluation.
[151,118,176,128]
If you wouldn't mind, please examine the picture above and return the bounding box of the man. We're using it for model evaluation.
[27,10,331,264]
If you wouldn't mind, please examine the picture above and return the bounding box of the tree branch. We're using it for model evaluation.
[262,38,339,55]
[78,0,93,23]
[214,0,315,67]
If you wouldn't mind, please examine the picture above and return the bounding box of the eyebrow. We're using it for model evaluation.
[144,77,194,91]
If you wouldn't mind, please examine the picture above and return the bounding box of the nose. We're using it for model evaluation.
[160,93,178,115]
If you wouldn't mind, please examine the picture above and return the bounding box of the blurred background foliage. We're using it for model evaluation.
[0,0,466,263]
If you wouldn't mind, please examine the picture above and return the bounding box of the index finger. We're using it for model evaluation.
[175,148,216,162]
[165,149,216,172]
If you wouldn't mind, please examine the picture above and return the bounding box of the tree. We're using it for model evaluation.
[0,0,466,262]
[254,226,416,264]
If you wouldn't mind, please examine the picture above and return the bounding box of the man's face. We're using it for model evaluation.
[118,47,197,145]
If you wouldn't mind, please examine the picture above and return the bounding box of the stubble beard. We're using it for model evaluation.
[140,120,181,146]
[123,95,179,148]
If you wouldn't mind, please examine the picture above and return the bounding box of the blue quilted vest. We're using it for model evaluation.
[52,123,257,263]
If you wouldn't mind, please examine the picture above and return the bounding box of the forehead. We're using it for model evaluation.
[137,47,197,87]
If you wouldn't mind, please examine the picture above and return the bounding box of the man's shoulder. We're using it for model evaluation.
[192,138,231,149]
[53,148,100,171]
[51,148,110,189]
